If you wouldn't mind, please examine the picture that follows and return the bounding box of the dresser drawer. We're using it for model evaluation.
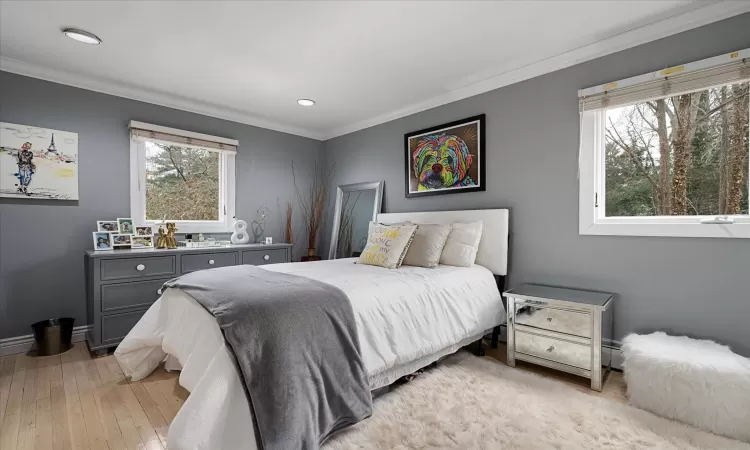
[182,252,238,273]
[242,248,287,265]
[515,330,591,370]
[101,278,167,313]
[101,310,146,344]
[514,303,591,338]
[101,256,176,280]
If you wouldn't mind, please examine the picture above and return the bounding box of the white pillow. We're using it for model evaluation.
[439,221,483,267]
[401,223,451,268]
[359,223,418,269]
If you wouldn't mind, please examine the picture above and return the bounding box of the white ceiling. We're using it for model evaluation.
[1,1,748,140]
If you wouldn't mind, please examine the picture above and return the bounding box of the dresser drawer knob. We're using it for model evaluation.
[208,259,215,265]
[136,264,146,271]
[547,317,553,322]
[546,346,555,353]
[263,254,270,261]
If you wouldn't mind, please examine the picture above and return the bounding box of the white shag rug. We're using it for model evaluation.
[325,351,750,450]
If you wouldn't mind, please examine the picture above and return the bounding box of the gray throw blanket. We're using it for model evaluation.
[163,265,372,450]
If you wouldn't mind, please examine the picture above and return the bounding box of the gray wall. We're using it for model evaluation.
[0,72,324,339]
[323,13,750,356]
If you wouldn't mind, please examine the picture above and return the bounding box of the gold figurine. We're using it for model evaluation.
[165,222,178,249]
[156,224,168,249]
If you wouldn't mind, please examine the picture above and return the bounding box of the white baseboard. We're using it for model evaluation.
[4,323,625,369]
[0,325,91,357]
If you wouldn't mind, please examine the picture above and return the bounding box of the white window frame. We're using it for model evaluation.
[579,107,750,239]
[129,122,236,234]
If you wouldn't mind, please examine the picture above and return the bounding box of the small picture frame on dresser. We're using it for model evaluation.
[97,220,119,232]
[135,226,153,236]
[111,234,132,248]
[92,232,113,251]
[132,236,154,248]
[265,237,273,244]
[117,218,134,235]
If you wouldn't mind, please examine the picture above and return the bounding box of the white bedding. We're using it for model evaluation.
[115,258,505,450]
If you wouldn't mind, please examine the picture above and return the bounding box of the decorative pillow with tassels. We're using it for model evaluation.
[358,222,418,269]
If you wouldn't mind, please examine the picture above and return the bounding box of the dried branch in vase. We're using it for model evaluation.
[285,201,293,244]
[292,161,335,253]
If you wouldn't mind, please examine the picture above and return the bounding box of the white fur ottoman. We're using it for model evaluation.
[622,332,750,442]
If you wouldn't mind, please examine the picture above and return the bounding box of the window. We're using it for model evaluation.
[129,122,236,233]
[579,50,750,238]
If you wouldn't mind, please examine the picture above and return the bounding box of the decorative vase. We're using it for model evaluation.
[231,219,250,244]
[302,248,321,262]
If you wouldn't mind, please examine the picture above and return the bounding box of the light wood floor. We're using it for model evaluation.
[0,342,626,450]
[0,343,188,450]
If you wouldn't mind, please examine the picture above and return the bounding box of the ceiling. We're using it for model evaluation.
[1,1,748,140]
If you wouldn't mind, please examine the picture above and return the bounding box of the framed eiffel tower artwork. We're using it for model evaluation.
[0,122,79,200]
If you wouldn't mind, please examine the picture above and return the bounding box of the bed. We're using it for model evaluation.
[114,209,509,450]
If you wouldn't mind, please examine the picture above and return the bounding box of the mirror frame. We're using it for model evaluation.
[328,181,384,260]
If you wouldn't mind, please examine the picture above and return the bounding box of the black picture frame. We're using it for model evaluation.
[404,114,486,198]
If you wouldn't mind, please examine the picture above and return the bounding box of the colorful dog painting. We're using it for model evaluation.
[405,115,485,198]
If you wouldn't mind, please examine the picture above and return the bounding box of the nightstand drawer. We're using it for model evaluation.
[514,303,591,338]
[515,330,591,370]
[101,256,176,280]
[182,252,238,273]
[242,248,287,265]
[101,278,167,313]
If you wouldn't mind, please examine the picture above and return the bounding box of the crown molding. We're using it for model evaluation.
[1,1,748,142]
[322,1,750,140]
[0,56,326,141]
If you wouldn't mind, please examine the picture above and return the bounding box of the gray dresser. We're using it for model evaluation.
[504,284,614,391]
[84,243,292,354]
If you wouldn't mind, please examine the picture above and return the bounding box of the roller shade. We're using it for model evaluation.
[129,121,237,153]
[580,49,750,111]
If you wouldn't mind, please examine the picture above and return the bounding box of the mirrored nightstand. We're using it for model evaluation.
[504,284,614,391]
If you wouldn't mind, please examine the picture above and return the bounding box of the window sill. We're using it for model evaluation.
[142,221,232,235]
[579,221,750,239]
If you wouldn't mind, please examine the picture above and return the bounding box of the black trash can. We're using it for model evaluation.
[31,318,75,356]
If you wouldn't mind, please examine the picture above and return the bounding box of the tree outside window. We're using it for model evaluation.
[144,141,220,221]
[604,82,749,217]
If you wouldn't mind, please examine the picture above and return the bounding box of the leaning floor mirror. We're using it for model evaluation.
[328,181,384,259]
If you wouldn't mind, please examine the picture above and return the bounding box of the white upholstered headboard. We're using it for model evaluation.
[376,209,509,276]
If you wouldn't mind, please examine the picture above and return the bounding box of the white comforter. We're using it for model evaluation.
[115,258,505,450]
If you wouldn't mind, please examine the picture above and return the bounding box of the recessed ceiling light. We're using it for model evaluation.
[62,28,102,45]
[297,99,315,107]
